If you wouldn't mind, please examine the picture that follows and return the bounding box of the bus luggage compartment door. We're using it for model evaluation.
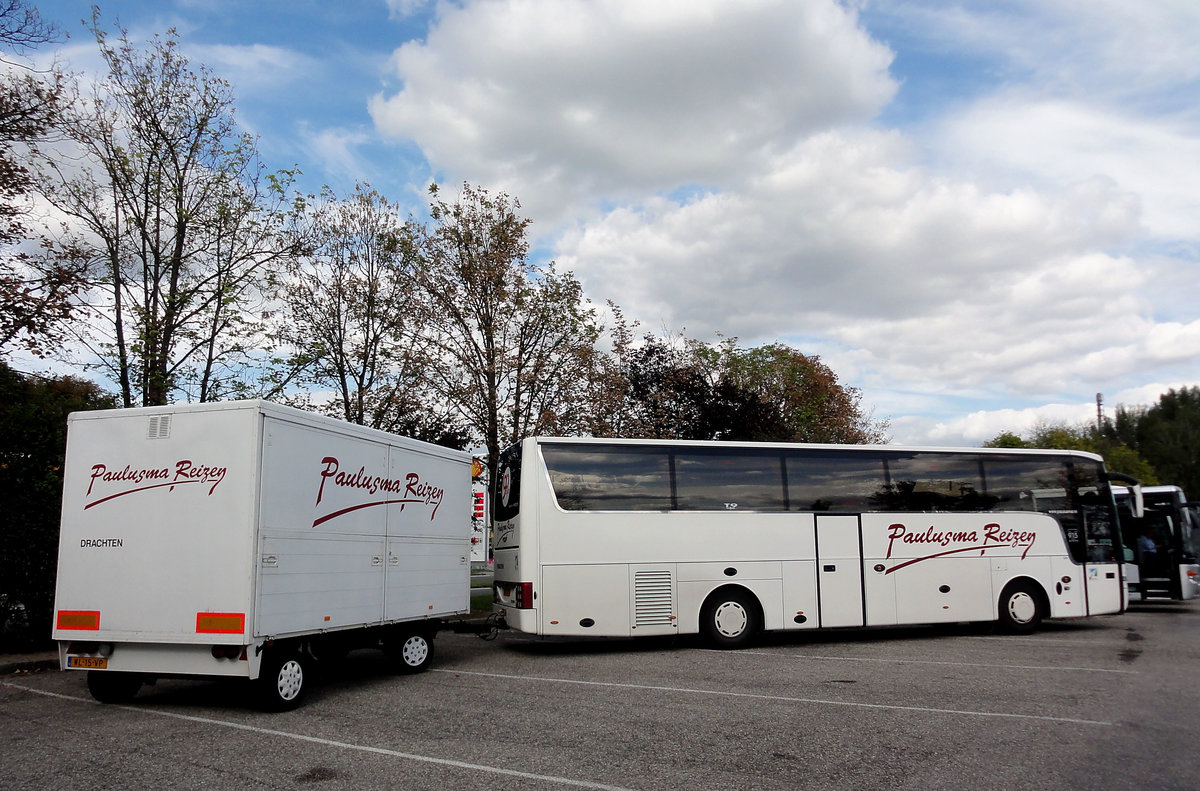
[540,564,631,637]
[816,515,864,628]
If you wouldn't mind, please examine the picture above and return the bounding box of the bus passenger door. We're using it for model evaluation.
[1085,563,1123,614]
[816,515,864,628]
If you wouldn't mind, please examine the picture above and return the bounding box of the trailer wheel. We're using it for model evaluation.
[997,581,1044,635]
[86,671,142,704]
[257,650,307,711]
[700,588,760,649]
[387,631,435,674]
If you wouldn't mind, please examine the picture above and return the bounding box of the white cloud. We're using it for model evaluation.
[297,124,373,185]
[384,0,435,19]
[881,0,1200,99]
[556,133,1148,394]
[370,0,897,223]
[1111,382,1194,410]
[26,0,1197,450]
[913,402,1102,447]
[931,96,1200,240]
[892,377,1200,448]
[190,42,316,94]
[363,0,1198,448]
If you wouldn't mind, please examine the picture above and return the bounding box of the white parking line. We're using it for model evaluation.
[965,635,1104,645]
[2,682,635,791]
[435,669,1112,726]
[702,648,1136,674]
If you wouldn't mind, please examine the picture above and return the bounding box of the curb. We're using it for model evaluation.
[0,655,59,676]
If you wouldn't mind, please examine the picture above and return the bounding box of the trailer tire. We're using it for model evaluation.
[387,631,435,674]
[257,650,307,711]
[997,580,1044,635]
[700,588,760,649]
[87,670,142,704]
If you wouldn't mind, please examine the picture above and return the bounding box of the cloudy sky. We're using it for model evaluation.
[28,0,1200,445]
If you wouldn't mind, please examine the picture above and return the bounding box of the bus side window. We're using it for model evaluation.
[543,444,672,511]
[877,455,990,512]
[672,451,786,511]
[785,452,886,512]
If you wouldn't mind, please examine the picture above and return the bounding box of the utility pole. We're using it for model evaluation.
[1096,393,1103,433]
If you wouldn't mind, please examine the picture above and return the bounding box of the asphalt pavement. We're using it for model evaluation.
[4,602,1200,790]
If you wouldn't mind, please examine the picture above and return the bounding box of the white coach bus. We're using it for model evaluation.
[1115,484,1200,602]
[491,438,1128,647]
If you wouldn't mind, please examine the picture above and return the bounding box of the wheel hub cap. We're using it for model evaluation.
[1008,592,1036,623]
[402,636,429,666]
[714,602,748,637]
[276,659,303,700]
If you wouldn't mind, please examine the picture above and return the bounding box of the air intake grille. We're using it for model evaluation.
[147,415,172,439]
[633,570,674,627]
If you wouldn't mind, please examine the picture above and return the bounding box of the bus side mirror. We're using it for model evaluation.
[1108,472,1144,519]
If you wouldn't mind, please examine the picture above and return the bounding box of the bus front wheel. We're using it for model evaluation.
[997,581,1043,634]
[701,589,759,649]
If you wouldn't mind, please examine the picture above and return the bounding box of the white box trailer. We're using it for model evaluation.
[52,400,472,709]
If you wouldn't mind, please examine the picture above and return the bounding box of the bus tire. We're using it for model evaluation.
[87,670,142,704]
[701,588,759,649]
[257,649,307,711]
[387,630,435,674]
[997,581,1043,634]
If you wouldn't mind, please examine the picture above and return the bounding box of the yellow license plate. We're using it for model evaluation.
[67,656,108,669]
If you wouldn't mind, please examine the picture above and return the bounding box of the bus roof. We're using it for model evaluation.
[525,436,1105,463]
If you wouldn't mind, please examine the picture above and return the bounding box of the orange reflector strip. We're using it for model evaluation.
[56,610,100,630]
[196,612,245,634]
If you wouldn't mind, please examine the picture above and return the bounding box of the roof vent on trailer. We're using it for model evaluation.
[147,415,172,439]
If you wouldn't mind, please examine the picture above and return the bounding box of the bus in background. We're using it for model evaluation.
[1116,485,1200,601]
[492,438,1127,647]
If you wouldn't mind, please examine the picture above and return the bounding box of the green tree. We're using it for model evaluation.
[0,0,84,357]
[274,183,462,444]
[617,334,715,439]
[718,341,889,443]
[611,335,887,443]
[417,183,603,478]
[983,421,1158,483]
[1130,387,1200,497]
[986,431,1026,449]
[0,361,115,650]
[33,16,303,405]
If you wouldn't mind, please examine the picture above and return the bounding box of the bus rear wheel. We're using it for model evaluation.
[701,589,759,649]
[998,581,1043,635]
